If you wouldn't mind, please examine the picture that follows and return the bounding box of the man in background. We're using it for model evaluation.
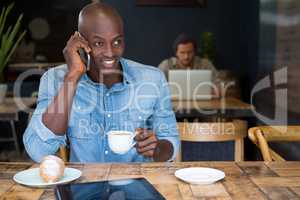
[159,33,217,80]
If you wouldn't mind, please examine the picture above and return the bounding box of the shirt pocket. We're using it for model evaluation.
[127,108,154,130]
[132,97,155,114]
[68,97,98,140]
[68,113,98,140]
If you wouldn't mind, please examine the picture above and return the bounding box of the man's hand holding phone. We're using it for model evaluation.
[63,31,91,82]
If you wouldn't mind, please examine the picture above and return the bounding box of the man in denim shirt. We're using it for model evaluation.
[23,3,179,163]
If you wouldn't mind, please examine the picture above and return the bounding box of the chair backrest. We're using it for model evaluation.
[248,126,300,161]
[178,120,247,142]
[176,120,247,161]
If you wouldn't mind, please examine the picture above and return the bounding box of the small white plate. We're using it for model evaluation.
[175,167,225,185]
[13,167,81,187]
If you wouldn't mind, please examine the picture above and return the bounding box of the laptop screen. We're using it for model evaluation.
[168,70,213,100]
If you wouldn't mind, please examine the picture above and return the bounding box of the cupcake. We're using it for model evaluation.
[39,155,65,183]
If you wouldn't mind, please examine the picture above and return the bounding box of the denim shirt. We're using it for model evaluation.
[23,58,179,163]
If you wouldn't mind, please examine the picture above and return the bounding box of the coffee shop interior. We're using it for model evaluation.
[0,0,300,198]
[0,0,300,200]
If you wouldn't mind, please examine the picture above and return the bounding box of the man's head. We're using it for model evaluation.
[173,34,197,67]
[78,3,124,73]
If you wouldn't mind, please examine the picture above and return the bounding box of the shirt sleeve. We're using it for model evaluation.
[23,68,66,163]
[151,70,180,161]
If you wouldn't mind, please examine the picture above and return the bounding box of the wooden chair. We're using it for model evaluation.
[248,126,300,161]
[58,146,68,162]
[176,120,247,162]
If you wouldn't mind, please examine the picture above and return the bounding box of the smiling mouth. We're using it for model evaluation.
[102,59,117,68]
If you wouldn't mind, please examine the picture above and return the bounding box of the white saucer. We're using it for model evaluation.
[174,167,225,185]
[13,167,81,187]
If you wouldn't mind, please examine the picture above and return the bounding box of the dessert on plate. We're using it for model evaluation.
[39,155,65,183]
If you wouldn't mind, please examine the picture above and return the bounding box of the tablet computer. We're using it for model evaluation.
[55,178,165,200]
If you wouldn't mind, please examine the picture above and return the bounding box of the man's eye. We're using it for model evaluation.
[95,42,104,47]
[112,39,122,47]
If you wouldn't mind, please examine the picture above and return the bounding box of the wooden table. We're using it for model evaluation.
[1,161,300,199]
[173,97,254,119]
[0,97,36,154]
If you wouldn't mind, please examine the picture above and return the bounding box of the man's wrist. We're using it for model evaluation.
[64,71,82,83]
[153,139,174,162]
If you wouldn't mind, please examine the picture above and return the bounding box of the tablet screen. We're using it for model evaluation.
[55,178,165,200]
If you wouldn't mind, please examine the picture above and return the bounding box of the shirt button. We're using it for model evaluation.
[105,150,108,155]
[107,114,111,118]
[106,93,110,97]
[138,116,142,120]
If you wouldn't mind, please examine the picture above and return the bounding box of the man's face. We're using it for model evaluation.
[80,16,125,73]
[175,43,195,67]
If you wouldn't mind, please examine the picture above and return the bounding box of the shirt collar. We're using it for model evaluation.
[120,58,135,84]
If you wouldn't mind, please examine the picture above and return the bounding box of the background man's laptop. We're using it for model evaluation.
[168,70,213,100]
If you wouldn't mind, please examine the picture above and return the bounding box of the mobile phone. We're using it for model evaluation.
[78,48,90,71]
[77,32,91,71]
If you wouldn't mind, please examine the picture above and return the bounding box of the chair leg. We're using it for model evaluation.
[175,142,182,162]
[59,146,68,162]
[234,138,244,161]
[255,130,272,161]
[10,120,20,155]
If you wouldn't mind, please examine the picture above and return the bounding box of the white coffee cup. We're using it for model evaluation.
[107,130,136,154]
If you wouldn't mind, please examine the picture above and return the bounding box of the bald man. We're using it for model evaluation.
[23,3,179,163]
